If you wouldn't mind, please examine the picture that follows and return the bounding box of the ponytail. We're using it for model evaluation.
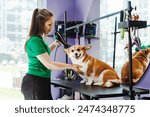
[28,8,39,37]
[24,8,53,51]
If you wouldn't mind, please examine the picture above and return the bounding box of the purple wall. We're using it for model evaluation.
[75,0,100,58]
[75,0,93,21]
[47,0,76,99]
[47,0,76,80]
[47,0,75,20]
[46,0,100,99]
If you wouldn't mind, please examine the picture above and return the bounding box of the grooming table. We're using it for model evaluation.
[51,79,149,99]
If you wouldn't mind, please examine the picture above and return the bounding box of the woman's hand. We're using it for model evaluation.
[70,64,84,75]
[54,40,61,47]
[49,40,61,51]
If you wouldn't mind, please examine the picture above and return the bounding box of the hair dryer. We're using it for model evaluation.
[54,32,71,48]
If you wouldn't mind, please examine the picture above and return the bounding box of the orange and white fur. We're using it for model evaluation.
[121,48,150,84]
[64,45,121,87]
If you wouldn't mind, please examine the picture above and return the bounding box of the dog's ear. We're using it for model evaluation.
[144,48,150,56]
[83,45,92,50]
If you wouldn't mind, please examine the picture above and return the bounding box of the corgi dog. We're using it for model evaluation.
[64,45,121,87]
[121,48,150,84]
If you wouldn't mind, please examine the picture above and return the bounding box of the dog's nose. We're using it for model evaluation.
[75,53,78,56]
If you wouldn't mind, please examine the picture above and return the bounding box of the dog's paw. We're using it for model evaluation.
[93,82,103,86]
[86,82,92,85]
[80,80,86,84]
[103,81,113,87]
[133,78,140,83]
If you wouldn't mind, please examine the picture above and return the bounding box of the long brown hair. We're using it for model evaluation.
[24,8,53,51]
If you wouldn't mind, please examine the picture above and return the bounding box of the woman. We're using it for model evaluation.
[21,8,82,100]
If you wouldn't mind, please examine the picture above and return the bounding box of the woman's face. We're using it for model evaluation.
[44,17,54,35]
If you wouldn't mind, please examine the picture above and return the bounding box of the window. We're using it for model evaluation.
[0,0,40,100]
[100,0,150,75]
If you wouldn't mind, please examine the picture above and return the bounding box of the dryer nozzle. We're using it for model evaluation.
[54,32,71,48]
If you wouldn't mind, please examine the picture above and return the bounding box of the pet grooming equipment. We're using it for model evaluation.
[55,21,83,38]
[54,31,71,48]
[84,23,97,37]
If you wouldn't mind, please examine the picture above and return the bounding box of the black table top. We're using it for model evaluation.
[51,79,149,99]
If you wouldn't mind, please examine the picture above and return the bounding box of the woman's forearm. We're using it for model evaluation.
[37,52,71,70]
[47,61,72,70]
[49,42,56,51]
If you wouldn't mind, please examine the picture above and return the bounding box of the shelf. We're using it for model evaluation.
[118,20,147,29]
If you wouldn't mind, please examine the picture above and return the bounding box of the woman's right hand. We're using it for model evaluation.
[54,40,61,47]
[70,64,84,75]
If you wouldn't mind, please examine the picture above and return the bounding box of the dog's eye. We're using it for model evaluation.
[71,50,74,52]
[77,49,80,52]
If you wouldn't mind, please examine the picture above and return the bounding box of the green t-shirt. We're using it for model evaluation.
[26,36,51,78]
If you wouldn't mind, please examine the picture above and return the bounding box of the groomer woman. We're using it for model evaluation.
[21,8,82,100]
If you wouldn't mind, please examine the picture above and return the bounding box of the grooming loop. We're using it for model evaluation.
[131,7,141,50]
[132,27,141,50]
